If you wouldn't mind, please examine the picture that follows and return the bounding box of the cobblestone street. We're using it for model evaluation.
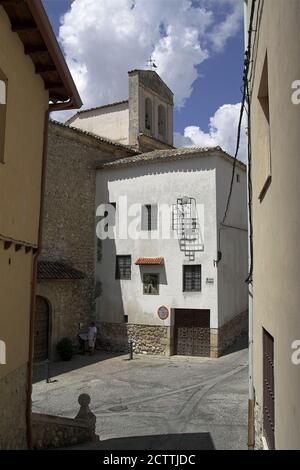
[32,338,248,450]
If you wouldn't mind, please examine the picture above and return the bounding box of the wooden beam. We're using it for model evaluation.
[24,45,48,55]
[12,23,38,33]
[4,241,12,250]
[45,82,64,90]
[35,64,56,74]
[0,1,24,5]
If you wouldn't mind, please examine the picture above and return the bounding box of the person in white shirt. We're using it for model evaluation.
[88,321,97,355]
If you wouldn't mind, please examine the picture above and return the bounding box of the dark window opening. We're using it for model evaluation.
[183,265,201,292]
[143,273,159,295]
[124,315,128,323]
[141,204,158,231]
[115,255,131,280]
[158,104,166,138]
[145,98,152,131]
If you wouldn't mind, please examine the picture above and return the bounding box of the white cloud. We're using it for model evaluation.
[52,0,243,121]
[174,103,247,163]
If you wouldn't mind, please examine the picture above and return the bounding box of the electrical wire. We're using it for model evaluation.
[221,0,257,284]
[221,0,256,227]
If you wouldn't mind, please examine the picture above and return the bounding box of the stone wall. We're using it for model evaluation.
[31,413,97,449]
[98,322,169,355]
[32,393,98,449]
[210,310,248,358]
[37,280,88,359]
[0,363,28,449]
[254,400,264,450]
[37,122,137,357]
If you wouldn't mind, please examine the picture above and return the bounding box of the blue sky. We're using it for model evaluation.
[42,0,246,158]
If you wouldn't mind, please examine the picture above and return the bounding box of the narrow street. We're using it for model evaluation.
[32,338,248,450]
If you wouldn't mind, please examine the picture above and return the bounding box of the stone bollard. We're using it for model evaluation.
[75,393,96,428]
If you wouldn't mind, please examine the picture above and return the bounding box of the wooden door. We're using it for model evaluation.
[33,296,49,362]
[175,309,210,357]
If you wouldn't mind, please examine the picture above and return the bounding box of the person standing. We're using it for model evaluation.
[88,321,97,355]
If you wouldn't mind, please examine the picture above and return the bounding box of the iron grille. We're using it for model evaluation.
[183,265,201,292]
[115,255,131,280]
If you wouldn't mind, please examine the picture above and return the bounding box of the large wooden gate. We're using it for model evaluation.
[33,296,50,362]
[174,309,210,357]
[263,328,275,449]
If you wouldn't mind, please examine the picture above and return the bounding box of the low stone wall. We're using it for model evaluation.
[32,394,99,449]
[254,400,264,450]
[210,310,248,358]
[98,322,169,355]
[0,363,28,450]
[32,414,96,449]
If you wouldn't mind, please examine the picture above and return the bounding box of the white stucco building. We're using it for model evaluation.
[95,147,248,357]
[67,68,248,358]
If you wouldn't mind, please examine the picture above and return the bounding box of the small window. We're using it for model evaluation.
[236,174,240,183]
[183,265,201,292]
[115,255,131,280]
[158,104,166,138]
[145,98,152,131]
[143,274,159,295]
[0,69,7,163]
[141,204,158,231]
[124,315,128,323]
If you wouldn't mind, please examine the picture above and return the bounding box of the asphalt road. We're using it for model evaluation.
[32,338,248,450]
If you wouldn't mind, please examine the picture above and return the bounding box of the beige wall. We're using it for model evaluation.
[0,7,48,245]
[249,0,300,449]
[68,102,129,145]
[0,5,49,448]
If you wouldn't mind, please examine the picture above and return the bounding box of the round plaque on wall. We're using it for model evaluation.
[157,305,169,320]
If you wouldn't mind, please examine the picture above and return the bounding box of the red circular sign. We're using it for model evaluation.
[157,305,169,320]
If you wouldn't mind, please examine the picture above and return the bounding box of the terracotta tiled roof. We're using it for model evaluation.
[97,146,246,170]
[135,257,164,265]
[37,261,85,280]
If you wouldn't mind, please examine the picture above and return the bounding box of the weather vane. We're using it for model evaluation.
[146,56,157,70]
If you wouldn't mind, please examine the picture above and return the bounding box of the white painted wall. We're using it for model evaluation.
[215,155,248,327]
[68,102,129,145]
[95,152,247,330]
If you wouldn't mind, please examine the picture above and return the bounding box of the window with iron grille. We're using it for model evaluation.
[141,204,158,231]
[115,255,131,280]
[183,265,201,292]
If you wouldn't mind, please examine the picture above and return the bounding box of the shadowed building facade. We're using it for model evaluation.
[0,0,81,449]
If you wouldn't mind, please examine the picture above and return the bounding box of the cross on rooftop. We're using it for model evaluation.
[146,56,157,70]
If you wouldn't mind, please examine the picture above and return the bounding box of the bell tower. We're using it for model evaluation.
[128,69,174,152]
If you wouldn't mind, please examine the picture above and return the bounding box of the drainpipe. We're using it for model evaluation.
[244,0,255,451]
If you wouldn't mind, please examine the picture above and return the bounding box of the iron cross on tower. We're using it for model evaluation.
[146,56,157,70]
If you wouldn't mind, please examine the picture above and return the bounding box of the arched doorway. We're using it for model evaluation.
[33,296,50,361]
